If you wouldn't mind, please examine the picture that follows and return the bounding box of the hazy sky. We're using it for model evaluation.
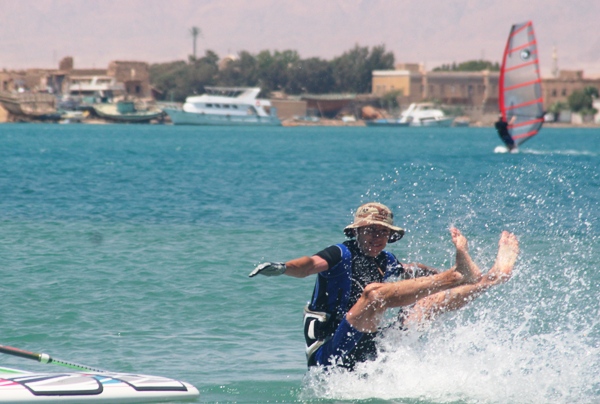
[2,0,599,77]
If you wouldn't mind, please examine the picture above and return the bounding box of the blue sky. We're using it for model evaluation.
[1,0,598,77]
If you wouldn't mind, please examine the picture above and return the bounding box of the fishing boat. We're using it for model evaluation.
[398,103,453,127]
[163,86,281,126]
[496,21,544,152]
[93,100,164,124]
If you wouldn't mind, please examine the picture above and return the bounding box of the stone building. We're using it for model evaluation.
[107,61,151,98]
[542,70,600,109]
[1,57,151,100]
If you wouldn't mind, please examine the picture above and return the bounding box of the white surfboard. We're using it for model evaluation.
[0,366,199,403]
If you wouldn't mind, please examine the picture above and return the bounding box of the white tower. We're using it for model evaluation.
[552,45,559,78]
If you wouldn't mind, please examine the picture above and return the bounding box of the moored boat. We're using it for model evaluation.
[0,91,60,122]
[398,103,454,127]
[93,100,164,123]
[163,86,281,126]
[364,118,409,127]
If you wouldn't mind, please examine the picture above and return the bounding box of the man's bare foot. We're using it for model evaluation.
[485,231,519,285]
[450,227,482,284]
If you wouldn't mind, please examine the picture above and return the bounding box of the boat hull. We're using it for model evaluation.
[409,118,454,127]
[365,119,409,127]
[93,104,163,123]
[164,108,281,126]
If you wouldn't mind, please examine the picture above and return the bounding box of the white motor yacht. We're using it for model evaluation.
[163,87,281,126]
[399,103,453,127]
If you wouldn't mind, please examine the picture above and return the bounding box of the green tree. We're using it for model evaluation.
[433,59,500,71]
[568,89,593,112]
[149,45,394,98]
[548,101,568,114]
[331,44,394,93]
[379,89,403,110]
[286,57,334,94]
[584,85,599,98]
[255,50,300,93]
[149,50,219,101]
[217,51,259,87]
[149,61,189,101]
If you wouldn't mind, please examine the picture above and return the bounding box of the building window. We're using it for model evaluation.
[552,89,557,97]
[562,89,567,96]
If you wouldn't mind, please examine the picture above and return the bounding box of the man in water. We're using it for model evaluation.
[249,202,519,370]
[495,114,517,151]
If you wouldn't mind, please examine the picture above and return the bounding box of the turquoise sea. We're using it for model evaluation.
[0,123,598,403]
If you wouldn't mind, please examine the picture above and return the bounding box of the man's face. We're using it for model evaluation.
[356,225,390,257]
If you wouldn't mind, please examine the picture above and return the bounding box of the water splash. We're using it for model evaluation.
[302,156,600,403]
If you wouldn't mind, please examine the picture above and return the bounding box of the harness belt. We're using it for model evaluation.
[303,306,333,362]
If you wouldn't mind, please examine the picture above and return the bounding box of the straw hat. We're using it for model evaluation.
[343,202,404,243]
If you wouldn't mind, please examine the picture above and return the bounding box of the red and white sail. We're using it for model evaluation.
[499,21,544,146]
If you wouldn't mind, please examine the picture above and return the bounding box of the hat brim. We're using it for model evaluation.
[343,219,405,243]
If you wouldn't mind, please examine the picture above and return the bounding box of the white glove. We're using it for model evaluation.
[249,262,286,277]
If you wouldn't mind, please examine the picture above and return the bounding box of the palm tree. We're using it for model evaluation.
[190,27,201,61]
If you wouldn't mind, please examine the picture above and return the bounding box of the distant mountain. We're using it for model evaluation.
[1,0,599,77]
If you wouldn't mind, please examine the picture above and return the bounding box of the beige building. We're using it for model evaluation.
[1,57,152,100]
[372,65,499,121]
[373,65,600,123]
[107,61,151,98]
[542,70,600,110]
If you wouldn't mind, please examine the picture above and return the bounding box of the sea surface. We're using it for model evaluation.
[0,123,598,403]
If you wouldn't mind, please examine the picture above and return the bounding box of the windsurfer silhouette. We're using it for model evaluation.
[495,114,517,151]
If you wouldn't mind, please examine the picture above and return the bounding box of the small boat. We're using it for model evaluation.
[497,20,544,150]
[59,110,86,124]
[0,91,61,122]
[0,366,199,403]
[398,103,454,127]
[93,100,164,123]
[163,86,281,126]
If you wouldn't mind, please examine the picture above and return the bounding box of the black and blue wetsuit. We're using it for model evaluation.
[303,240,405,370]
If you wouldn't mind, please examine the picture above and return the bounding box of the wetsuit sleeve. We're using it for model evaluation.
[315,245,343,270]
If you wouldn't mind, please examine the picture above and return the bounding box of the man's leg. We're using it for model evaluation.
[450,227,482,283]
[404,230,519,324]
[346,228,482,333]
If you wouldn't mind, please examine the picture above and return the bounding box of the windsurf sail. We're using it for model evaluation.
[499,21,544,146]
